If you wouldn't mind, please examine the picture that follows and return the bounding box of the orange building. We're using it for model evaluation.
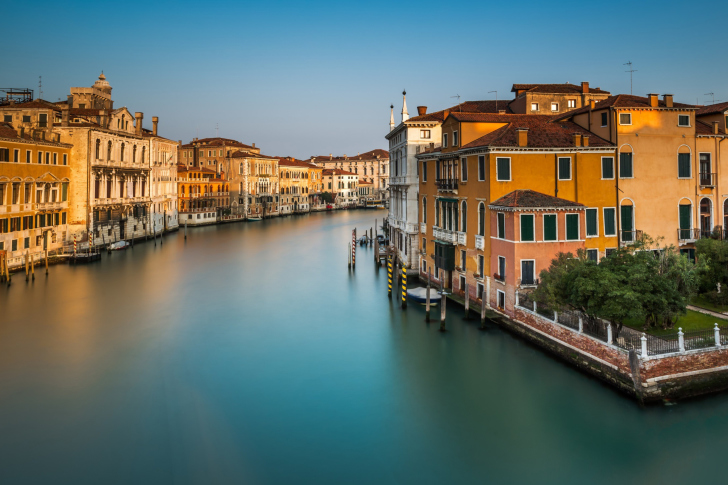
[177,165,229,226]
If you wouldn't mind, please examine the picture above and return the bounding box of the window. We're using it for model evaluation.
[679,204,692,239]
[13,149,19,163]
[0,148,8,162]
[422,197,427,223]
[567,99,576,108]
[38,113,47,127]
[497,212,505,239]
[420,129,431,139]
[566,213,580,240]
[45,152,50,164]
[477,283,484,300]
[678,153,691,178]
[478,203,486,236]
[619,152,633,178]
[531,103,539,112]
[478,255,484,276]
[551,102,559,112]
[521,260,535,285]
[460,250,466,270]
[543,214,557,241]
[461,157,468,182]
[452,131,458,146]
[601,112,608,127]
[25,150,31,163]
[422,161,427,182]
[558,157,571,180]
[498,256,506,281]
[621,205,634,240]
[599,157,614,179]
[586,249,598,262]
[520,214,535,242]
[619,113,632,125]
[496,157,510,181]
[443,133,448,148]
[478,155,485,181]
[461,201,467,232]
[38,152,42,164]
[53,153,57,165]
[678,115,690,127]
[586,208,598,237]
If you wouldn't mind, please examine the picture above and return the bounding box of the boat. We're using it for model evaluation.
[248,217,262,221]
[109,240,129,251]
[406,287,442,306]
[358,235,369,245]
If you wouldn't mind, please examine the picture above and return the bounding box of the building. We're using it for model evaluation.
[357,179,374,204]
[177,165,229,225]
[416,111,616,318]
[0,122,73,267]
[322,169,358,207]
[509,82,610,115]
[278,158,311,214]
[310,149,389,200]
[178,137,259,170]
[145,127,179,234]
[234,151,280,218]
[306,161,325,210]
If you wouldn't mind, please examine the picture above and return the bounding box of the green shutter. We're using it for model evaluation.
[497,212,505,238]
[602,158,614,179]
[604,208,616,236]
[497,158,510,181]
[566,214,579,240]
[586,209,597,236]
[621,205,633,241]
[544,214,557,241]
[678,153,691,178]
[620,153,633,178]
[62,183,68,201]
[558,158,571,180]
[679,204,691,239]
[461,203,467,232]
[520,214,534,241]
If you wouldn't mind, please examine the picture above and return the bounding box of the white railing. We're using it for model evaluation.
[420,223,426,234]
[416,143,442,154]
[36,202,66,211]
[434,227,457,244]
[389,176,407,185]
[457,232,466,245]
[475,235,484,250]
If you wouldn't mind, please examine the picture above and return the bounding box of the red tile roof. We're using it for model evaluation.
[490,190,585,209]
[404,100,514,123]
[696,101,728,116]
[7,99,62,111]
[458,115,613,149]
[554,94,696,121]
[0,122,19,139]
[309,149,389,161]
[229,150,277,160]
[181,137,255,149]
[695,120,726,136]
[511,83,610,95]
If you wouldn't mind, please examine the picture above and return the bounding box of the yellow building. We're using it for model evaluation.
[306,162,324,210]
[230,151,280,218]
[278,158,311,214]
[177,165,229,225]
[0,122,73,268]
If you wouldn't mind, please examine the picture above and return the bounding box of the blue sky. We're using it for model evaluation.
[4,0,727,158]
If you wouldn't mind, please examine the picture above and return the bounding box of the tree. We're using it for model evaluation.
[321,191,334,204]
[695,238,728,304]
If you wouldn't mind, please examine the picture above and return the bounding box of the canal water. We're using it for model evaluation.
[1,210,727,484]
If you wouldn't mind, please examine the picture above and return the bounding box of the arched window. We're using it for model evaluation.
[461,201,467,232]
[107,141,112,160]
[120,143,125,162]
[133,145,137,163]
[478,202,485,236]
[95,139,101,159]
[141,146,146,163]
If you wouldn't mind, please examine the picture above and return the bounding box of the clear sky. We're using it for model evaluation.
[5,0,727,159]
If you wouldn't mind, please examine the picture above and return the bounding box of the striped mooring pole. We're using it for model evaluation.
[387,256,393,298]
[351,229,356,269]
[401,265,407,309]
[73,235,77,257]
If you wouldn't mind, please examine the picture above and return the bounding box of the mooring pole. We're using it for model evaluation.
[348,242,352,268]
[464,283,470,320]
[401,265,407,310]
[387,256,393,298]
[374,237,379,264]
[25,252,29,282]
[45,247,49,276]
[440,290,447,332]
[480,286,487,329]
[31,253,35,281]
[184,218,187,240]
[5,253,10,286]
[425,274,431,322]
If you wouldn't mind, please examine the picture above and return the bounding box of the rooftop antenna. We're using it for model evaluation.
[624,61,637,95]
[450,94,461,111]
[489,90,498,111]
[704,92,719,105]
[216,123,219,137]
[38,75,42,99]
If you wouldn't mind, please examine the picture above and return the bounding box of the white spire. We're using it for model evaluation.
[389,104,395,132]
[401,90,409,122]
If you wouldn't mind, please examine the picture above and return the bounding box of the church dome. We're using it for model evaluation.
[93,72,112,94]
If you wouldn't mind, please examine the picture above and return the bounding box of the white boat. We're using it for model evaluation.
[406,287,442,306]
[248,217,262,221]
[109,240,129,251]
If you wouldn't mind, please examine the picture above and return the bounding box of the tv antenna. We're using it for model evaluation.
[451,94,461,110]
[624,61,637,95]
[705,92,720,104]
[489,90,498,111]
[38,76,42,99]
[216,123,219,137]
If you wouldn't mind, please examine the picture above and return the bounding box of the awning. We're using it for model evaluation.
[437,197,459,203]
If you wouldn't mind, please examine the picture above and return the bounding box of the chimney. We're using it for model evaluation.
[582,135,589,147]
[589,100,595,110]
[443,109,450,119]
[581,81,589,94]
[648,93,659,108]
[498,109,506,114]
[61,105,69,127]
[573,133,582,146]
[152,116,158,136]
[67,94,74,107]
[100,109,107,128]
[517,128,528,147]
[135,112,143,135]
[252,142,255,148]
[663,94,673,108]
[417,106,427,116]
[714,121,720,135]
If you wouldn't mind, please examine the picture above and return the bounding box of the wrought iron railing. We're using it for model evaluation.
[435,179,458,191]
[699,172,717,187]
[677,228,699,241]
[619,230,642,245]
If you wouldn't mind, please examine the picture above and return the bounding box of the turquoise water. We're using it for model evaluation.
[1,210,727,484]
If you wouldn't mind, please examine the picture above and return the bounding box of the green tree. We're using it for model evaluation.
[695,238,728,302]
[321,192,334,203]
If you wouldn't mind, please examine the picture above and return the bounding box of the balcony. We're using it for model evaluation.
[677,228,699,243]
[420,222,426,234]
[433,227,457,244]
[699,172,717,188]
[435,179,458,191]
[619,230,643,246]
[389,176,408,186]
[36,201,66,211]
[416,143,442,154]
[457,232,466,246]
[475,235,485,250]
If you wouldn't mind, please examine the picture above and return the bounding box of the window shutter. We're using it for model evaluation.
[497,212,504,238]
[544,214,557,241]
[558,158,570,180]
[566,214,579,240]
[621,206,633,231]
[586,209,597,236]
[679,204,691,231]
[602,158,614,179]
[520,214,534,241]
[478,156,485,180]
[620,153,633,178]
[604,208,615,235]
[678,153,691,178]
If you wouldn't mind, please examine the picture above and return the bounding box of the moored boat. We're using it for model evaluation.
[406,287,442,306]
[109,241,129,251]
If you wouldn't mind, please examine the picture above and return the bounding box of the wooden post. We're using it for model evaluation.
[480,288,487,329]
[401,265,407,309]
[348,242,351,268]
[31,253,35,281]
[425,273,431,322]
[374,237,379,264]
[184,218,187,240]
[440,290,447,332]
[45,247,49,275]
[5,253,10,286]
[464,283,470,320]
[387,256,393,298]
[25,251,29,281]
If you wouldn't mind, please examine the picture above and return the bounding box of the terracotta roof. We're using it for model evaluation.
[309,149,389,161]
[695,120,726,136]
[6,99,62,111]
[696,101,728,116]
[490,190,585,209]
[447,112,547,123]
[358,179,373,185]
[229,150,277,160]
[181,137,254,149]
[69,108,102,117]
[554,94,696,120]
[323,169,357,176]
[458,116,613,149]
[511,83,610,95]
[278,158,311,168]
[0,122,19,139]
[404,100,514,123]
